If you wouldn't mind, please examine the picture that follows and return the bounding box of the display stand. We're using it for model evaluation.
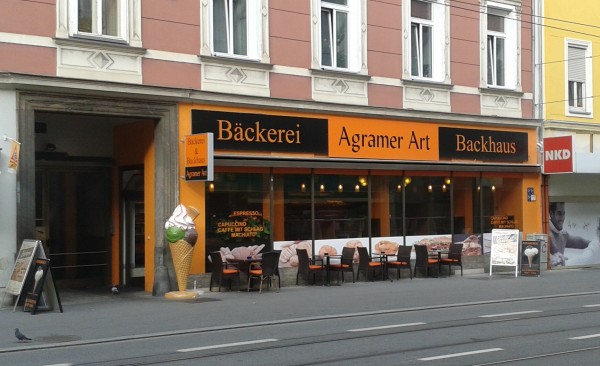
[3,239,62,314]
[489,229,520,277]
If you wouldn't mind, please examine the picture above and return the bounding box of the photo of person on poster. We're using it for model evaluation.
[549,202,590,267]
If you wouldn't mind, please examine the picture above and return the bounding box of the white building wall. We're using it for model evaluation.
[0,90,18,301]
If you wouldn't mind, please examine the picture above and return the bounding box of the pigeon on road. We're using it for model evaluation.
[15,328,31,342]
[111,285,119,295]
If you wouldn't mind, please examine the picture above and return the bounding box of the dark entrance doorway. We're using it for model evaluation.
[36,164,112,287]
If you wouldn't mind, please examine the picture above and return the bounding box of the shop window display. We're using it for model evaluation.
[206,170,525,270]
[205,172,271,272]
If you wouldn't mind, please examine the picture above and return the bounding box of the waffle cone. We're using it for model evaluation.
[170,240,194,291]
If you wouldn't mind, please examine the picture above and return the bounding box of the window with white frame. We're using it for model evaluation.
[319,0,362,72]
[485,4,517,89]
[411,0,432,78]
[211,0,262,60]
[404,0,448,82]
[567,42,592,114]
[69,0,128,41]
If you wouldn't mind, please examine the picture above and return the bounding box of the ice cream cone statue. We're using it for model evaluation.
[164,204,200,299]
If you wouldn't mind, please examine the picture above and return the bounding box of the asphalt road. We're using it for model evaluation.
[2,268,600,365]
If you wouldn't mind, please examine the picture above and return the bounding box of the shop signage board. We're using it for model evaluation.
[23,258,50,314]
[191,109,328,154]
[520,240,541,277]
[543,135,574,174]
[5,239,39,296]
[3,239,62,313]
[184,133,214,181]
[439,127,528,162]
[490,229,520,277]
[190,109,533,165]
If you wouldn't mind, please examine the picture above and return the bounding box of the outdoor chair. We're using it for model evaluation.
[413,245,440,278]
[296,248,325,285]
[248,251,281,293]
[329,246,356,284]
[356,246,383,281]
[439,243,464,276]
[209,251,240,291]
[386,245,413,280]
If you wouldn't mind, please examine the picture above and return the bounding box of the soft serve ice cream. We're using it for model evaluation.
[165,204,199,291]
[524,246,539,268]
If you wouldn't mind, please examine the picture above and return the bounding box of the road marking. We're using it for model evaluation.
[177,339,277,352]
[569,333,600,340]
[419,348,503,361]
[479,310,542,318]
[583,304,600,308]
[348,322,426,332]
[43,364,74,366]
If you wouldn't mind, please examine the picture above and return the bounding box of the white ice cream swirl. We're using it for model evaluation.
[524,246,538,257]
[165,204,195,231]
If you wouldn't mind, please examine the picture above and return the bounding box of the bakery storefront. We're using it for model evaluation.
[178,104,542,274]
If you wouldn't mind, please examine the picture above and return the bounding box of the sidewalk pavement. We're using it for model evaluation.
[2,268,600,352]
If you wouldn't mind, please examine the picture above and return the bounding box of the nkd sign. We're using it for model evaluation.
[543,136,573,174]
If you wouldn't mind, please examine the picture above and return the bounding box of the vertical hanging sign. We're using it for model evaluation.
[184,133,214,181]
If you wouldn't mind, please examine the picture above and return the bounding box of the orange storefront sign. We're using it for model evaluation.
[184,133,214,181]
[328,118,439,161]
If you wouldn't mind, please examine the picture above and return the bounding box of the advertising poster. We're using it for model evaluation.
[549,202,600,268]
[490,229,519,276]
[5,240,38,295]
[521,240,540,276]
[23,258,50,314]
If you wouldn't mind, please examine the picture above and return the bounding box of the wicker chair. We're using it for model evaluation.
[386,245,413,280]
[413,245,439,278]
[356,246,383,281]
[329,247,356,284]
[248,251,281,293]
[296,248,325,285]
[209,251,240,291]
[439,243,464,276]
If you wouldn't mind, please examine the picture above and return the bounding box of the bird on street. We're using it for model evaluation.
[111,285,119,295]
[15,328,31,342]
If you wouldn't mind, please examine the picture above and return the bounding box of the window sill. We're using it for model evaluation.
[479,87,524,97]
[310,68,371,81]
[402,78,453,90]
[199,55,273,70]
[54,37,146,55]
[567,110,592,117]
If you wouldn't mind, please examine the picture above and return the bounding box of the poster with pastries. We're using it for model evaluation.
[490,229,520,276]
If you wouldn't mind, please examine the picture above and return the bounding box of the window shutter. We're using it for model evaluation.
[568,46,586,83]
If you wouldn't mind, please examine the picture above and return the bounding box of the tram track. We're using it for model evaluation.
[10,294,600,365]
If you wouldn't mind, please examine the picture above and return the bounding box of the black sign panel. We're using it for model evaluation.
[192,110,328,154]
[521,240,541,276]
[439,127,528,162]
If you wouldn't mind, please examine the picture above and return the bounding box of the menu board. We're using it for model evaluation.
[520,240,541,276]
[5,240,39,295]
[490,229,520,277]
[23,258,50,314]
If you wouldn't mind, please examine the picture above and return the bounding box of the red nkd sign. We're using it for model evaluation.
[543,136,573,173]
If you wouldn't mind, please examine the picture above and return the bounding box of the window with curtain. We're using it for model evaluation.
[483,2,518,90]
[321,0,349,69]
[75,0,124,39]
[213,0,248,56]
[411,0,433,78]
[487,12,506,87]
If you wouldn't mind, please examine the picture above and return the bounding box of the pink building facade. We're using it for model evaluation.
[0,0,541,294]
